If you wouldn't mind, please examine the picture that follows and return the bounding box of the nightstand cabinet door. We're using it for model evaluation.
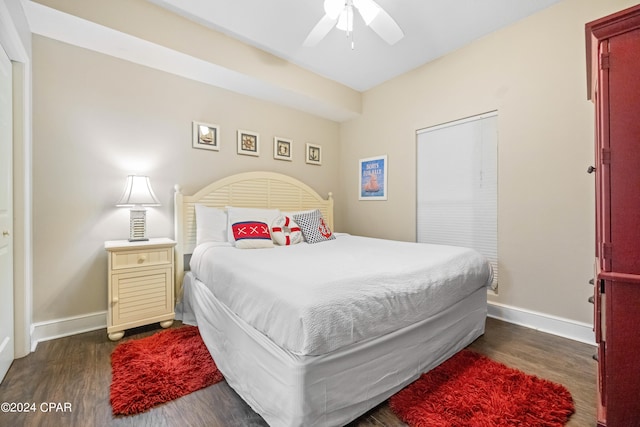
[111,266,173,327]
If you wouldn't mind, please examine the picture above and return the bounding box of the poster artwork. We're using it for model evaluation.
[359,155,387,200]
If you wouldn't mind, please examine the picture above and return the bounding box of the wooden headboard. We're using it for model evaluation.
[174,171,334,297]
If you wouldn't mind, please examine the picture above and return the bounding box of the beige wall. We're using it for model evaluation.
[30,0,637,331]
[339,0,637,325]
[31,36,340,322]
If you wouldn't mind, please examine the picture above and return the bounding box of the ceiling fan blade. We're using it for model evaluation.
[303,14,338,47]
[368,5,404,45]
[352,0,380,25]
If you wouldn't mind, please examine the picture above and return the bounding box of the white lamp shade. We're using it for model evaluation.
[115,175,160,207]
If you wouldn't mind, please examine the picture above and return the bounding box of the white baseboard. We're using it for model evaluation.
[31,311,106,352]
[27,303,595,353]
[488,301,596,346]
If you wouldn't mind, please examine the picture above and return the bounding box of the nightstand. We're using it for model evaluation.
[104,238,176,341]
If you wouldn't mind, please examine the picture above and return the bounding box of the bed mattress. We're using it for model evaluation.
[190,234,492,355]
[180,273,487,427]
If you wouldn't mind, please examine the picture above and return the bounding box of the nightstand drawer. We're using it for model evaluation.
[110,247,173,270]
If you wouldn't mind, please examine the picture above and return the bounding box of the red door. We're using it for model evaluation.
[607,29,640,274]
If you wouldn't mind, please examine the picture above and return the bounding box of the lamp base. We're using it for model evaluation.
[129,209,148,241]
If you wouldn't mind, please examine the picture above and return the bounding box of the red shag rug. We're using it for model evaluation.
[390,350,575,427]
[110,326,224,416]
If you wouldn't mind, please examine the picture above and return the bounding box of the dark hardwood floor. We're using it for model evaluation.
[0,317,596,427]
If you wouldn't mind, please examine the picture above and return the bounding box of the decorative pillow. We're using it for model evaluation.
[231,220,274,249]
[195,204,227,246]
[271,215,303,246]
[293,209,336,244]
[226,207,281,242]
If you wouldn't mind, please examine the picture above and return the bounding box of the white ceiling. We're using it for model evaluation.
[147,0,563,92]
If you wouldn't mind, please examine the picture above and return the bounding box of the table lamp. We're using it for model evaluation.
[116,175,160,241]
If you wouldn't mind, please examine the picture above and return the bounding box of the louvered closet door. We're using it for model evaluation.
[607,29,640,274]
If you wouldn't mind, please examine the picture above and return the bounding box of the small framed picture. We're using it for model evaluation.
[274,137,293,161]
[192,121,220,151]
[359,155,388,200]
[305,143,321,165]
[237,130,259,156]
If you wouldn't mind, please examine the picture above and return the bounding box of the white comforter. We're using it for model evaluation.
[190,234,492,356]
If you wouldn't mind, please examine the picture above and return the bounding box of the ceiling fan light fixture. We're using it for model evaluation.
[305,0,404,47]
[324,0,344,19]
[353,0,380,25]
[336,6,354,32]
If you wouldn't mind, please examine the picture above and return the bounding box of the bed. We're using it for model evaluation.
[174,171,492,427]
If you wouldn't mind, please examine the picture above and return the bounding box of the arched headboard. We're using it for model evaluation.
[174,171,334,297]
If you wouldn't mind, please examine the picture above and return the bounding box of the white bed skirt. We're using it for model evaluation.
[178,273,487,427]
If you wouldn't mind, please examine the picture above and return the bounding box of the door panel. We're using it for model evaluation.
[608,30,640,274]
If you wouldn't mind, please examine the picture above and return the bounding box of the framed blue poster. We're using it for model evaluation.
[359,155,388,200]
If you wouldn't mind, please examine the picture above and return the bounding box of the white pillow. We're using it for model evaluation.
[226,207,281,242]
[195,204,227,246]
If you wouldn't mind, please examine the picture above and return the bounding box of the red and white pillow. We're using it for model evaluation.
[226,207,281,243]
[271,215,303,246]
[226,207,280,249]
[231,220,274,249]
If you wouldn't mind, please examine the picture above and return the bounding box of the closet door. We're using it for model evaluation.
[607,29,640,274]
[601,23,640,427]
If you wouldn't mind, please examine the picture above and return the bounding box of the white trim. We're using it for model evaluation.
[417,110,498,134]
[31,311,106,352]
[12,62,32,359]
[488,301,596,346]
[0,1,29,62]
[1,0,33,359]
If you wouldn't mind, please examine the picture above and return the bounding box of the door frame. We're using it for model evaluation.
[1,0,33,359]
[0,31,14,383]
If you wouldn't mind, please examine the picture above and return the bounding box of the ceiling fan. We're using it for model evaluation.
[303,0,404,47]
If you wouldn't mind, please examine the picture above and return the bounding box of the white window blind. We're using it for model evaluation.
[416,112,498,290]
